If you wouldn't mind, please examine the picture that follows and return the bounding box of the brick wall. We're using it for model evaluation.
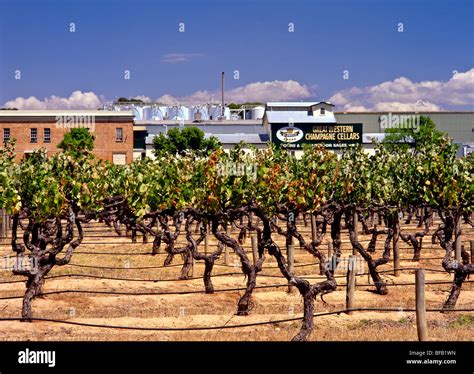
[0,116,134,164]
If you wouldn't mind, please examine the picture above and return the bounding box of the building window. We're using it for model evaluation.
[116,128,123,142]
[30,128,38,143]
[321,108,325,115]
[3,128,10,144]
[113,153,127,165]
[44,128,51,143]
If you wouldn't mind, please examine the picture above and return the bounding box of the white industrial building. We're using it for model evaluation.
[103,103,266,122]
[104,101,474,159]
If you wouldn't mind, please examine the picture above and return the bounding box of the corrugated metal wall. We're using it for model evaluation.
[335,112,474,143]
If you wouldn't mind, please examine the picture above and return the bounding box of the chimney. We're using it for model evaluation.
[221,71,225,117]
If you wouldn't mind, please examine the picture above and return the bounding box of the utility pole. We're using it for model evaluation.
[221,72,225,117]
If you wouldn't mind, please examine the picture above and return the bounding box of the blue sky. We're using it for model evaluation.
[1,0,473,110]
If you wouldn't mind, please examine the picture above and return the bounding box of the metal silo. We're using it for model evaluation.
[193,105,209,121]
[142,106,152,121]
[132,106,143,121]
[208,105,221,120]
[224,107,231,120]
[151,106,165,120]
[167,106,180,120]
[159,106,169,120]
[179,106,192,121]
[251,106,265,120]
[185,106,194,120]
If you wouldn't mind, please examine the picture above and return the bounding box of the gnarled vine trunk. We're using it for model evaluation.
[213,215,264,315]
[12,207,84,320]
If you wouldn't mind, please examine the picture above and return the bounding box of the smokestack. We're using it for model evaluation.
[221,71,225,117]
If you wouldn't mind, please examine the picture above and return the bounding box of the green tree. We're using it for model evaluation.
[152,127,221,156]
[227,102,263,109]
[382,115,448,152]
[57,128,95,158]
[116,97,144,104]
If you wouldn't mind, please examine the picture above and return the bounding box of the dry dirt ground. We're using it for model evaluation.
[0,220,472,341]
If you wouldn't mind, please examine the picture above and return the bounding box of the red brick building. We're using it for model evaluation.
[0,111,134,164]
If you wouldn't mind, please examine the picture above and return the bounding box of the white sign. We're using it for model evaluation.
[276,126,304,143]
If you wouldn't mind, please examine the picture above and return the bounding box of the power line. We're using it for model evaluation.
[0,272,246,284]
[1,279,471,300]
[0,307,471,332]
[0,267,459,284]
[67,263,183,270]
[0,283,290,300]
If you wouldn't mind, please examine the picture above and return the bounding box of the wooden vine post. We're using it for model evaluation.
[287,237,295,293]
[346,255,357,314]
[393,213,401,277]
[415,269,428,341]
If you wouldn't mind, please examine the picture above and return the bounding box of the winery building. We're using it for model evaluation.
[0,111,135,164]
[1,105,472,162]
[263,102,474,156]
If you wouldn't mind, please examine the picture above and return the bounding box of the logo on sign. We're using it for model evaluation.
[276,127,304,143]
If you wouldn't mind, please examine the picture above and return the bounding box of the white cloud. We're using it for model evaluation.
[3,81,311,109]
[3,91,104,110]
[156,80,313,104]
[9,70,468,111]
[372,101,441,112]
[330,68,474,111]
[155,94,180,105]
[227,80,312,102]
[161,53,204,63]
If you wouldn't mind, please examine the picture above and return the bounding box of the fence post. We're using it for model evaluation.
[455,218,462,262]
[251,235,258,266]
[311,215,317,243]
[287,237,295,293]
[353,211,358,255]
[470,240,474,265]
[415,269,428,341]
[346,255,356,314]
[393,213,400,277]
[224,226,231,265]
[0,209,5,239]
[204,224,210,255]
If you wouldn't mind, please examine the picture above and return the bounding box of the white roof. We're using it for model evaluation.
[0,110,133,117]
[206,133,267,144]
[363,133,386,143]
[267,102,319,107]
[146,133,268,145]
[266,111,336,124]
[266,102,333,107]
